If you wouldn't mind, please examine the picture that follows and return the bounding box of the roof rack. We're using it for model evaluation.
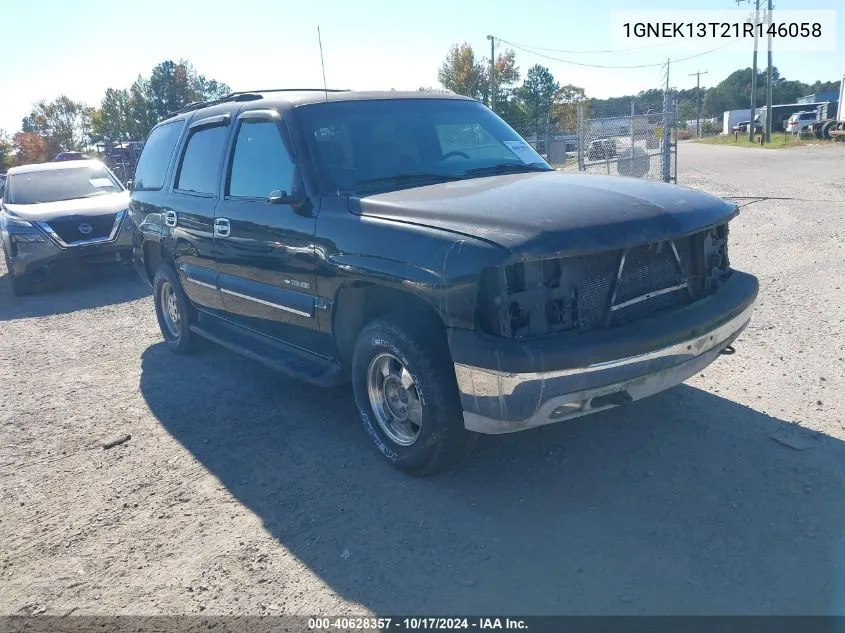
[226,88,350,96]
[168,88,351,117]
[169,93,259,116]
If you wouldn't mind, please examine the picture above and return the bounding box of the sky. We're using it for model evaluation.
[1,0,841,134]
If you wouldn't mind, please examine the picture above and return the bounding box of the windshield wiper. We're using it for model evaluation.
[351,173,464,191]
[463,163,551,177]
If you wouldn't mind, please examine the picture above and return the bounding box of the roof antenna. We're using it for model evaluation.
[317,26,328,101]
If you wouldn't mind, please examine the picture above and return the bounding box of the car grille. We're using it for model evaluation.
[46,214,117,245]
[479,226,729,339]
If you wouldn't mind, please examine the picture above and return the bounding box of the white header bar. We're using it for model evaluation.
[610,10,836,53]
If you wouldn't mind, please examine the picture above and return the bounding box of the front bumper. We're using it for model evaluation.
[3,213,132,277]
[450,270,758,434]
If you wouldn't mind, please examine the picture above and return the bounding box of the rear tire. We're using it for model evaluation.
[821,120,835,141]
[153,263,199,354]
[351,314,476,475]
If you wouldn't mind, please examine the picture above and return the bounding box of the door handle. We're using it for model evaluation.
[214,218,231,238]
[164,210,178,228]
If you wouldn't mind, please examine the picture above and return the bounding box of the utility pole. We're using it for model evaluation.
[662,58,671,183]
[486,34,495,113]
[737,0,762,141]
[765,0,773,143]
[688,70,709,138]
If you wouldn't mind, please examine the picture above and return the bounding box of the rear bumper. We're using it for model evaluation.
[449,270,758,434]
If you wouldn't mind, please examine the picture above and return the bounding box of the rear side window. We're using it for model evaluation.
[176,124,229,195]
[227,120,296,198]
[133,121,183,190]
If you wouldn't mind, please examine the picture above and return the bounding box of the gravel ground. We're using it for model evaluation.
[1,142,844,617]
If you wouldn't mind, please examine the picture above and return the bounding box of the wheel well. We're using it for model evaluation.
[333,283,445,367]
[143,242,172,284]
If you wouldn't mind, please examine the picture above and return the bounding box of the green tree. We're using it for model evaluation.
[677,99,697,122]
[145,60,229,121]
[21,96,92,154]
[550,84,588,130]
[127,76,159,139]
[702,88,728,118]
[517,65,559,125]
[0,129,14,171]
[437,43,486,101]
[90,61,231,144]
[481,48,520,108]
[91,88,134,143]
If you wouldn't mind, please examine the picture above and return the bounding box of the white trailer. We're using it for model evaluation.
[722,109,761,135]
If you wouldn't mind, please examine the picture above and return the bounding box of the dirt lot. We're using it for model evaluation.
[2,142,845,617]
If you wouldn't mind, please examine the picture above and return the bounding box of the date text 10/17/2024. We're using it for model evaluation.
[308,617,529,631]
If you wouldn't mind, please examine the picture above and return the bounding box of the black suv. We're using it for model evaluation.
[129,89,758,474]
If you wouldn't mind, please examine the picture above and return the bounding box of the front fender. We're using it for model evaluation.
[315,203,508,329]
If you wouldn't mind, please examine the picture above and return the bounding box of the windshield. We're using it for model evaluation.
[7,164,122,204]
[297,98,552,194]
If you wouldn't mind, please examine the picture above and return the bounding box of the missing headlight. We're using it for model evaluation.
[702,224,730,291]
[479,261,579,339]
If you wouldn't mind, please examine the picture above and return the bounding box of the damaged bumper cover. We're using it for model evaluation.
[450,270,758,434]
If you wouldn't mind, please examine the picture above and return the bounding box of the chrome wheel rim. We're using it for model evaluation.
[160,281,180,339]
[366,353,423,446]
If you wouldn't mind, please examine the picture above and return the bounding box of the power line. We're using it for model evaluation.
[495,37,735,70]
[492,37,676,55]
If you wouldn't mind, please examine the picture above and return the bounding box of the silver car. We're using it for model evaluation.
[1,160,132,295]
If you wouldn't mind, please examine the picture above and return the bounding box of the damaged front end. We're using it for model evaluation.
[449,218,757,434]
[477,224,731,340]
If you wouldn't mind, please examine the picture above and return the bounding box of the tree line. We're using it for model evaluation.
[0,60,229,170]
[429,43,588,133]
[1,48,839,171]
[431,41,841,130]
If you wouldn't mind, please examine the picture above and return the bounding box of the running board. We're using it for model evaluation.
[189,320,344,387]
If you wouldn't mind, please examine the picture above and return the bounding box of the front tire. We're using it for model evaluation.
[3,249,34,296]
[153,264,199,354]
[352,314,475,475]
[10,272,35,296]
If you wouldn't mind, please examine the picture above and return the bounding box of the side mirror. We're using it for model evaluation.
[126,180,133,192]
[268,189,305,205]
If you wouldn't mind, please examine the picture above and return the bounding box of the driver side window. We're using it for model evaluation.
[227,119,296,199]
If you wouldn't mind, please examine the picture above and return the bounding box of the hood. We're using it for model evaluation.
[353,172,738,260]
[4,191,130,223]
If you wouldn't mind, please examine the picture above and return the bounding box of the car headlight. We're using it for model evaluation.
[0,211,48,243]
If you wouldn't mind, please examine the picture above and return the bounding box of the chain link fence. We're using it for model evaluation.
[510,96,678,184]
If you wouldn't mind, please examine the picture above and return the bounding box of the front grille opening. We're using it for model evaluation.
[479,225,728,339]
[48,214,116,244]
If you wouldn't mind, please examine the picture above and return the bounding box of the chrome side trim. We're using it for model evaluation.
[455,303,754,399]
[185,276,217,290]
[610,282,690,312]
[220,287,312,318]
[35,210,126,249]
